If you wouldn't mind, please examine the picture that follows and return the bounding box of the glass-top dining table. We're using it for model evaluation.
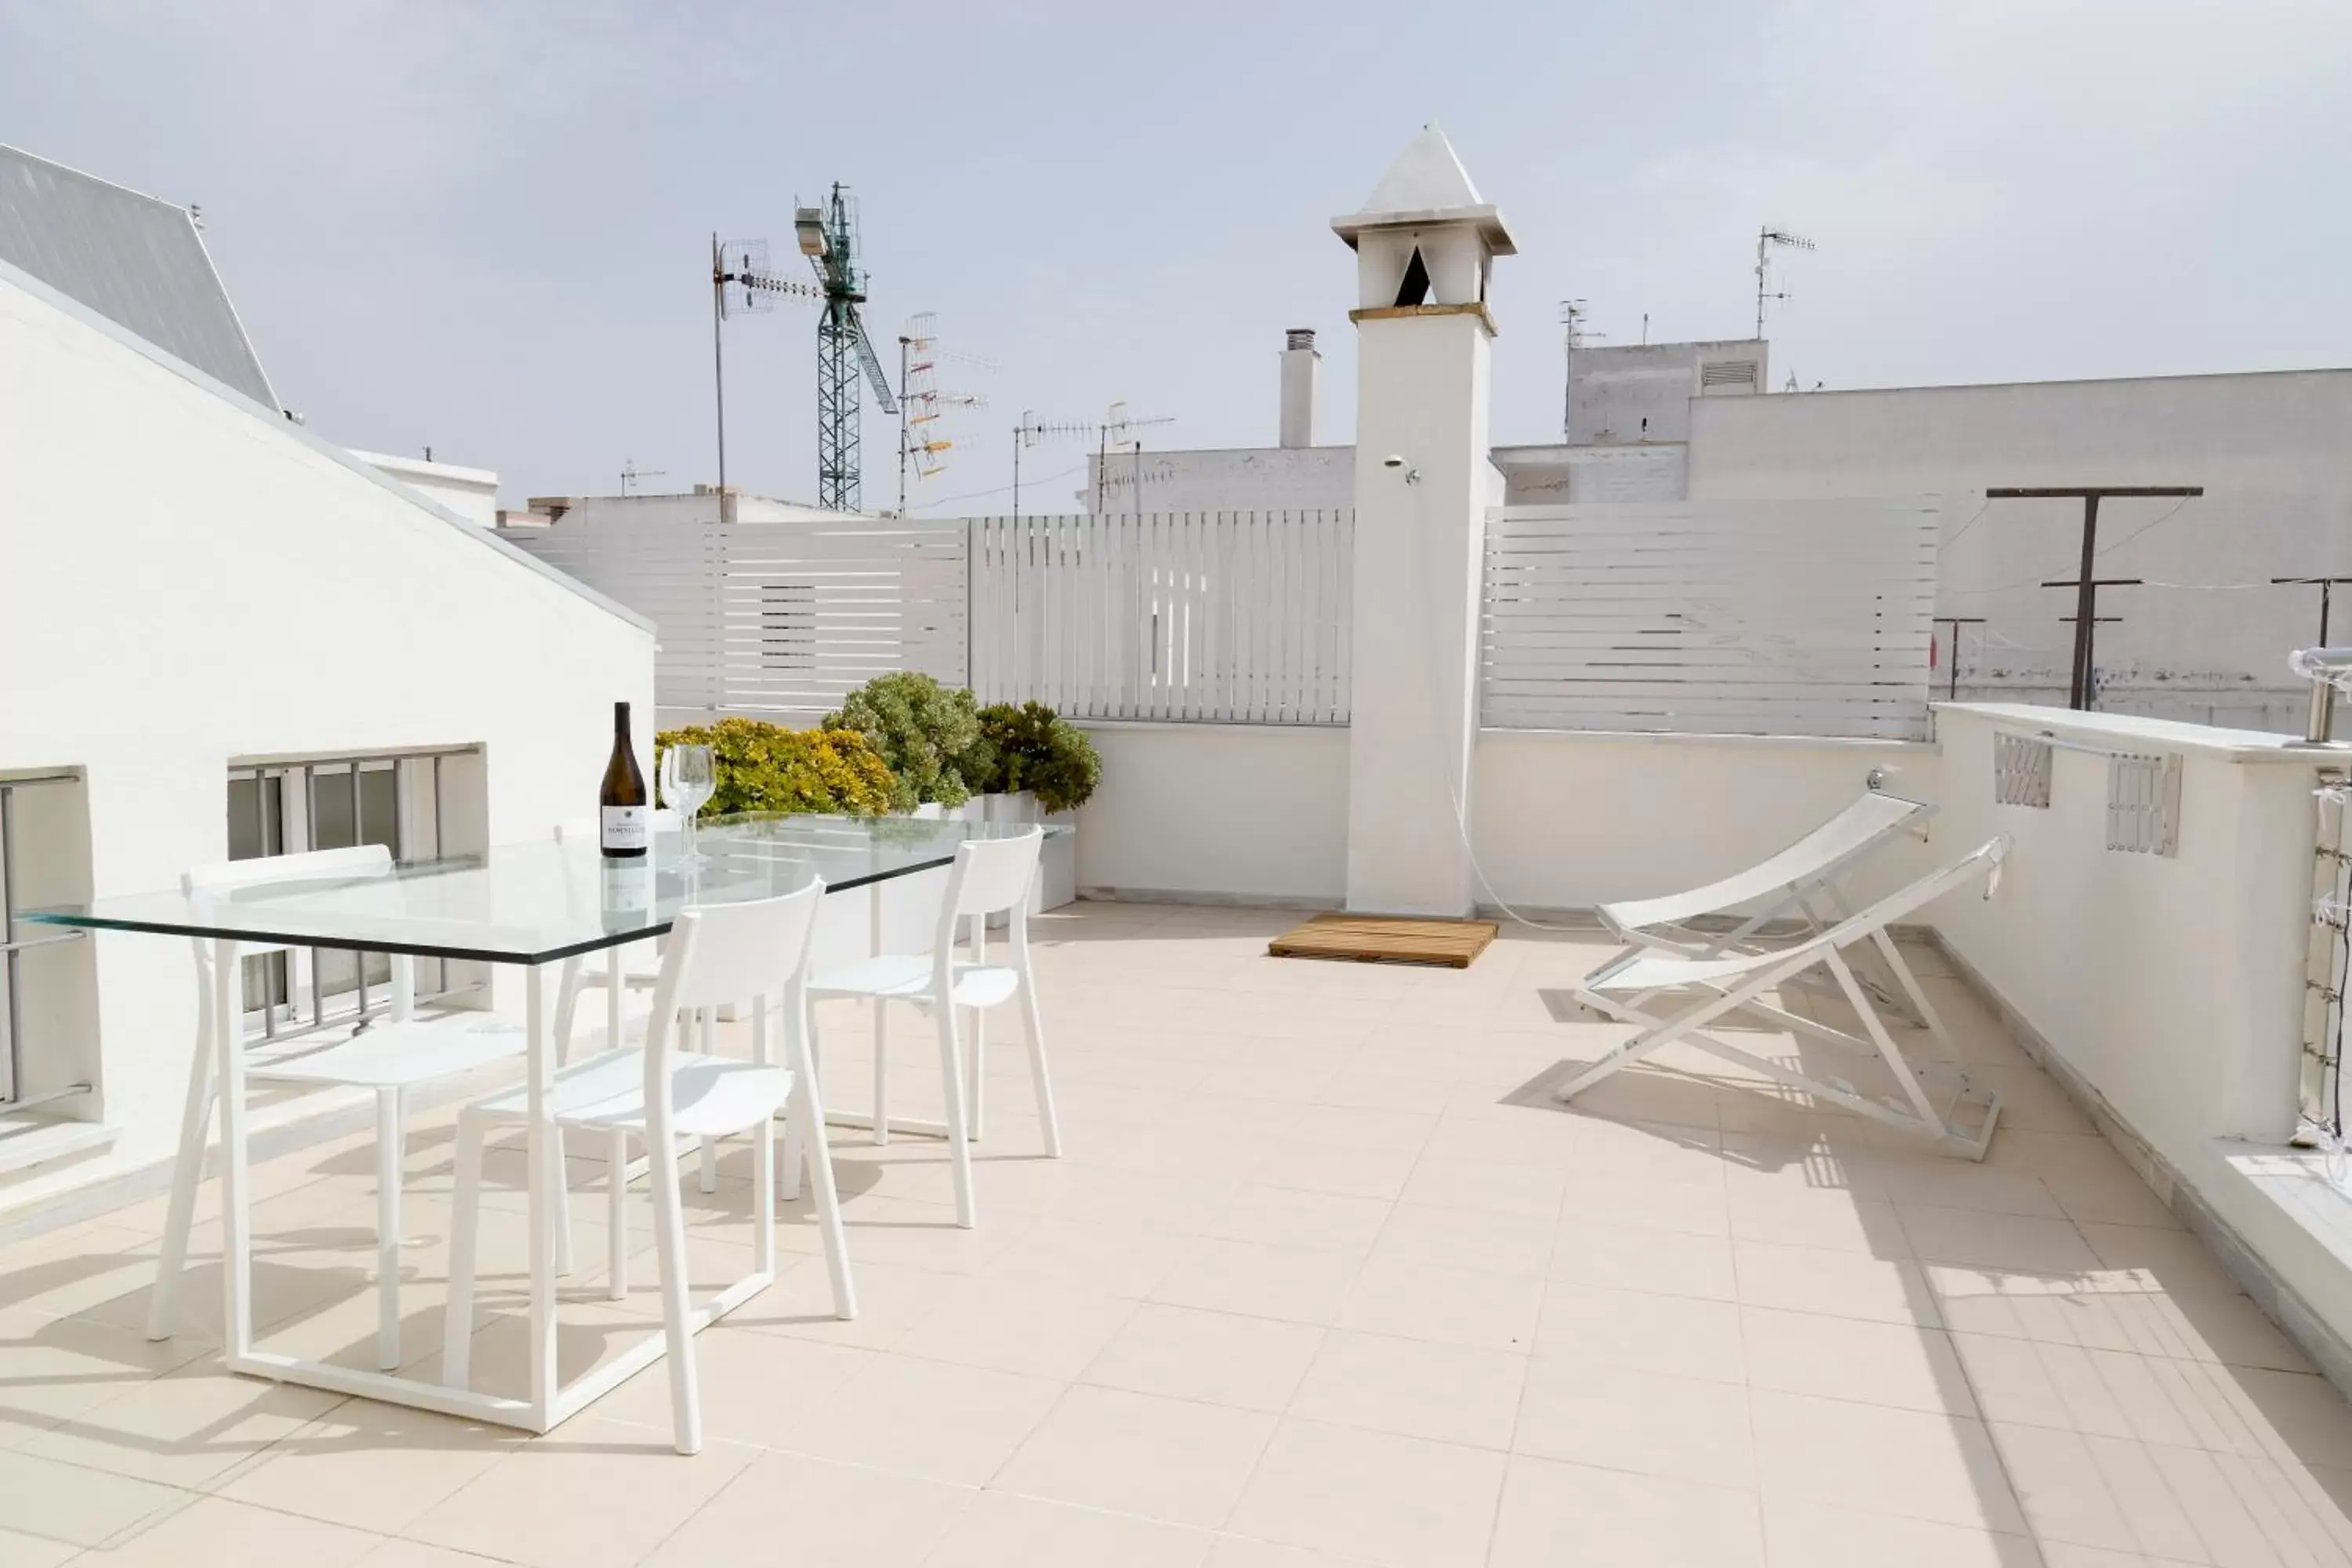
[20,811,1062,1433]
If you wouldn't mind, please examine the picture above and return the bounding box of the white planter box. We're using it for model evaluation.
[983,790,1076,924]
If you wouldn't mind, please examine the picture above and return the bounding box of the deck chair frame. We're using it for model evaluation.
[1562,836,2009,1161]
[1588,787,1936,1022]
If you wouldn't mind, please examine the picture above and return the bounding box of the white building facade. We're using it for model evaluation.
[0,255,654,1216]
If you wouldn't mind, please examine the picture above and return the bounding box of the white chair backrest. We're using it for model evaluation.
[183,844,408,1025]
[183,844,396,963]
[556,810,681,844]
[1820,833,2009,948]
[946,829,1046,920]
[653,880,827,1015]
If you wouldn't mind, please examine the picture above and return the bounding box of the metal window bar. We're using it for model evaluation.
[2304,772,2350,1149]
[0,774,93,1111]
[227,746,476,1044]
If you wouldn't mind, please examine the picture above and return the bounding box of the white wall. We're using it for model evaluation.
[0,261,654,1203]
[1071,724,1348,904]
[1080,446,1351,516]
[1063,720,1944,916]
[1471,729,1941,914]
[1928,703,2350,1359]
[351,450,502,530]
[1566,339,1768,445]
[1689,372,2352,731]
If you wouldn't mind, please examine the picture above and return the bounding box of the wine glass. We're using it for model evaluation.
[660,744,717,866]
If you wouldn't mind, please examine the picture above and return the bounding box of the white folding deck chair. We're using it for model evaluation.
[151,845,527,1370]
[1589,787,1936,1016]
[1562,835,2010,1160]
[441,878,855,1454]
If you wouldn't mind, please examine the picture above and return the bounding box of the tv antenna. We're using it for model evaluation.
[1755,226,1816,339]
[895,312,991,513]
[1559,299,1602,349]
[1097,401,1176,515]
[1011,410,1094,524]
[619,458,666,496]
[709,234,822,495]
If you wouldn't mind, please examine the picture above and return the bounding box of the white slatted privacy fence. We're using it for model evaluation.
[1480,499,1941,739]
[970,513,1353,724]
[512,515,968,720]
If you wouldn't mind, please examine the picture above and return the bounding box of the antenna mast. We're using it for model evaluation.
[710,234,822,495]
[1755,226,1816,339]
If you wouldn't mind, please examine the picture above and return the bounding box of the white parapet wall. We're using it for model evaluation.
[1470,728,1944,916]
[1072,723,1350,906]
[1929,703,2352,1368]
[0,258,654,1211]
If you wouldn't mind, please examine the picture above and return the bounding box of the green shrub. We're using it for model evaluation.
[653,717,895,818]
[977,701,1102,814]
[822,673,989,812]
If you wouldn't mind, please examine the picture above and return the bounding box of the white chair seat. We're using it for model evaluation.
[246,1015,524,1090]
[572,948,664,989]
[811,954,1022,1009]
[465,1044,789,1141]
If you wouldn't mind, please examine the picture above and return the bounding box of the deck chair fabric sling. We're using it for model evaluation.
[1593,787,1934,975]
[1589,787,1936,1021]
[1561,835,2010,1160]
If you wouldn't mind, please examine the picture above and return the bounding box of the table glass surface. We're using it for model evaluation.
[20,814,1063,964]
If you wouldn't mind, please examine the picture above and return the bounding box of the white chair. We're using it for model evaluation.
[441,878,855,1454]
[804,826,1063,1230]
[553,811,729,1199]
[150,845,527,1370]
[1563,836,2010,1160]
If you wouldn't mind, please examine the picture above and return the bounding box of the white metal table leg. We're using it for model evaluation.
[212,938,253,1359]
[525,961,557,1428]
[148,1002,216,1342]
[375,1086,403,1370]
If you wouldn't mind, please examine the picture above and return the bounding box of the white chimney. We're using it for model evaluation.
[1279,327,1319,448]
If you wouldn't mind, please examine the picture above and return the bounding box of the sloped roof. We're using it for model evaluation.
[0,142,277,408]
[1360,123,1484,212]
[1332,122,1517,255]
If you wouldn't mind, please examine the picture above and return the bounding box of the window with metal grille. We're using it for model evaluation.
[1698,360,1759,393]
[226,747,484,1040]
[0,772,91,1112]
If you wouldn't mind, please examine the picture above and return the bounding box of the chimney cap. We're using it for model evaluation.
[1286,328,1317,350]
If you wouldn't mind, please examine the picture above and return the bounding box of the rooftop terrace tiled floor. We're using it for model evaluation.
[5,901,2352,1566]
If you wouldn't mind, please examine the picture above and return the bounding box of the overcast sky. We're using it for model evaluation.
[5,1,2348,512]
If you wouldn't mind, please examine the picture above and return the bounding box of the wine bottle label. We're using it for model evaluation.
[601,804,648,851]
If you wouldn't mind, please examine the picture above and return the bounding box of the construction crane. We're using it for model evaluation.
[796,184,898,512]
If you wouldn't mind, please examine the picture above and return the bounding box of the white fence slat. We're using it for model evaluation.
[1479,499,1939,740]
[959,510,1352,725]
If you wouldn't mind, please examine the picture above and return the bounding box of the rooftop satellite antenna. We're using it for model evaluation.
[1755,226,1816,339]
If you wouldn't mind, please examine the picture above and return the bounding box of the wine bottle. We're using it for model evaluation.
[599,701,649,858]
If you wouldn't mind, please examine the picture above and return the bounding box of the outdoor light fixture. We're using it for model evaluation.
[1381,454,1421,484]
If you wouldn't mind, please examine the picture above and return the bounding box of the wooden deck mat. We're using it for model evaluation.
[1268,912,1500,970]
